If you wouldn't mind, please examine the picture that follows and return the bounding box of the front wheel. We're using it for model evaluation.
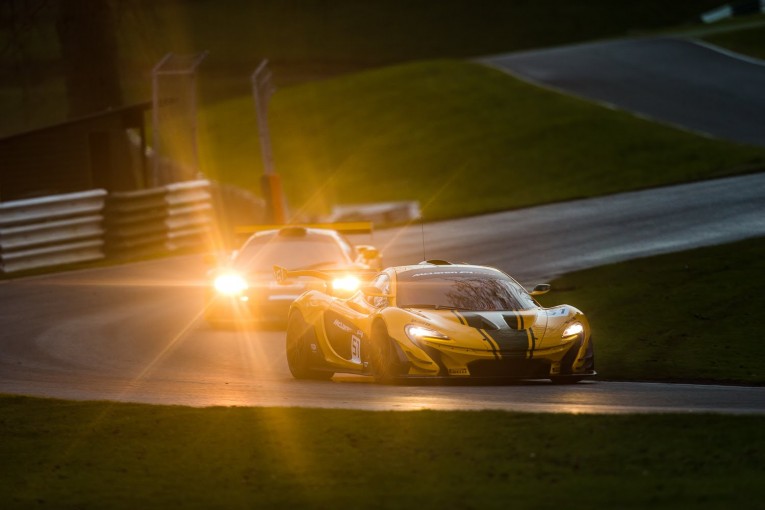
[368,322,406,384]
[286,311,333,380]
[550,376,584,385]
[550,337,595,384]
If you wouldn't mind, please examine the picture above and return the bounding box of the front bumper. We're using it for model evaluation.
[205,292,301,325]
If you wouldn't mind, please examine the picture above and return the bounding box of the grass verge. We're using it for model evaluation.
[199,59,765,221]
[1,395,764,510]
[701,18,765,60]
[538,236,765,384]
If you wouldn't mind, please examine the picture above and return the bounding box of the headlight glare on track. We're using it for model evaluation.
[331,275,361,293]
[214,273,248,296]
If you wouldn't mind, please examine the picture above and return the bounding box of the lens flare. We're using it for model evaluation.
[214,273,248,295]
[331,275,361,293]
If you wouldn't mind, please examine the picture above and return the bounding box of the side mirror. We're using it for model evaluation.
[356,246,383,271]
[530,283,551,296]
[273,265,288,283]
[357,245,380,259]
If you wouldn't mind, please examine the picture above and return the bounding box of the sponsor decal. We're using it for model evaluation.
[448,367,470,376]
[333,319,353,333]
[351,335,361,364]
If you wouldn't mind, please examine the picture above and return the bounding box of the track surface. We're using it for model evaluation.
[482,37,765,147]
[3,37,765,413]
[2,173,764,414]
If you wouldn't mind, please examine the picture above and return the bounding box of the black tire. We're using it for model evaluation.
[286,311,333,380]
[550,337,595,384]
[368,322,405,384]
[550,375,584,385]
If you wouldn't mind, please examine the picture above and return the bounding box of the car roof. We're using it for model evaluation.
[391,261,507,278]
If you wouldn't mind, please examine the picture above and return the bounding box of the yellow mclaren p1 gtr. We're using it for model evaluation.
[277,260,595,383]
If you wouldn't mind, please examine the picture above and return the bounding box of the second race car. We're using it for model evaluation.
[204,224,381,326]
[278,260,595,383]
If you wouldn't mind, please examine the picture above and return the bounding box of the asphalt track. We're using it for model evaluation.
[1,172,765,414]
[2,37,765,414]
[482,37,765,147]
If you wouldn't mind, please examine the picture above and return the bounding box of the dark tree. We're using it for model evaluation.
[56,0,122,118]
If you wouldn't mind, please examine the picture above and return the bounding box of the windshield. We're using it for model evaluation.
[234,234,352,272]
[396,267,536,311]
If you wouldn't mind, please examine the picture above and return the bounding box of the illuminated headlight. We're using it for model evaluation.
[405,324,449,343]
[331,275,361,293]
[562,322,584,338]
[214,273,248,295]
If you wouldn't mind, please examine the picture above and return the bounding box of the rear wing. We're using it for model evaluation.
[273,265,377,284]
[273,265,333,284]
[236,221,374,237]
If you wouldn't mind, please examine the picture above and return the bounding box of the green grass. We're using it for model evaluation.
[199,59,765,220]
[1,395,764,510]
[538,236,765,384]
[702,21,765,60]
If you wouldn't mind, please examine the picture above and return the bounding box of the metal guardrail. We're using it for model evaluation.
[701,0,765,22]
[105,180,213,257]
[165,180,213,251]
[0,190,107,273]
[105,187,168,255]
[0,180,214,274]
[0,181,414,274]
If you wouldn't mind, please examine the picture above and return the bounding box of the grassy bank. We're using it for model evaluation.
[702,18,765,60]
[200,59,765,220]
[538,236,765,384]
[1,396,763,509]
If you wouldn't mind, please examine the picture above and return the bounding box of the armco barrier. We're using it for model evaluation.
[0,190,107,273]
[0,181,214,274]
[105,180,213,257]
[104,187,168,255]
[164,181,213,251]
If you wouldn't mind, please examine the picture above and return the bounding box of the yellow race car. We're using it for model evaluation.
[278,260,595,383]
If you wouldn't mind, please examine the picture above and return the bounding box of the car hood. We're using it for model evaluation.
[405,308,546,353]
